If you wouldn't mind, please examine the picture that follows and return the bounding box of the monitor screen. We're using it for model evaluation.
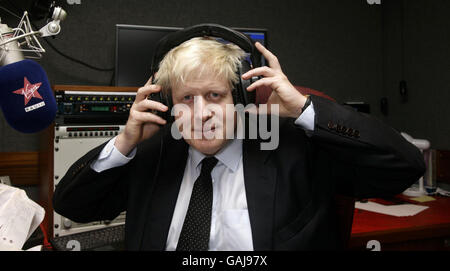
[115,24,268,87]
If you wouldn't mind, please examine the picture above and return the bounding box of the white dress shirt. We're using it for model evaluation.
[91,102,316,250]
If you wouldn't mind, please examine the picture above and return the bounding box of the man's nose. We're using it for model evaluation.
[193,96,212,121]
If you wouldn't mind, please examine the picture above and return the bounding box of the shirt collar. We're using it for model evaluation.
[189,138,243,173]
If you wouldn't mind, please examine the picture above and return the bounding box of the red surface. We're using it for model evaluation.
[351,195,450,234]
[255,85,336,105]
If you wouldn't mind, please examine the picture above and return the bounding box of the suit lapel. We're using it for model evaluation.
[243,138,277,251]
[140,124,278,250]
[141,133,189,250]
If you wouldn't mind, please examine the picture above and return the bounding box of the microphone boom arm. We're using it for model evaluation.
[0,7,66,65]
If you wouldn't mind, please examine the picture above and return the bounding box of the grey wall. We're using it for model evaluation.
[382,0,450,150]
[0,0,448,151]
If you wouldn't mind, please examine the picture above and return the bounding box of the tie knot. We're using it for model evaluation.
[200,157,218,176]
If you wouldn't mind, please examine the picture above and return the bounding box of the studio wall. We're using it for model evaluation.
[0,0,448,151]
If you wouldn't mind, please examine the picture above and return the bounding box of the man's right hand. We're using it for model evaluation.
[115,80,168,156]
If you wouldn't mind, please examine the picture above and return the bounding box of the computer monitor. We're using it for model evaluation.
[115,24,268,87]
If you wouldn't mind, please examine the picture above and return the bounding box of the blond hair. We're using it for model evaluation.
[154,37,246,96]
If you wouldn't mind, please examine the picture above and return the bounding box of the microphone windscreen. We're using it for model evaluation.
[0,59,57,133]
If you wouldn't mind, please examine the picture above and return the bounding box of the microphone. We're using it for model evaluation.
[0,59,57,133]
[0,4,67,133]
[0,22,25,66]
[0,5,67,65]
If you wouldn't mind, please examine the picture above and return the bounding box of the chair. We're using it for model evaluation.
[255,84,355,250]
[333,194,356,250]
[255,85,336,104]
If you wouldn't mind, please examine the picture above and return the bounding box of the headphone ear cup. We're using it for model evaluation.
[234,60,255,106]
[162,91,174,123]
[232,79,242,106]
[148,77,173,123]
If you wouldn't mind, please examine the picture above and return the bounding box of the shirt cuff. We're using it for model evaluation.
[90,136,137,173]
[294,101,315,132]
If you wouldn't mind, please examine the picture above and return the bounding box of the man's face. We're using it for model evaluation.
[171,72,235,155]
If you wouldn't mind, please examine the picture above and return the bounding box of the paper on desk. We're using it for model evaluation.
[355,201,429,217]
[410,195,436,203]
[0,184,45,251]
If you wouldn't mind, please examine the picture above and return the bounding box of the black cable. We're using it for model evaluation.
[36,17,116,72]
[41,37,115,71]
[400,0,405,80]
[28,18,116,72]
[0,4,21,19]
[2,0,23,16]
[1,1,116,73]
[138,125,165,249]
[109,68,116,86]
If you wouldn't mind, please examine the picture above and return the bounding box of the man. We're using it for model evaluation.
[53,34,425,250]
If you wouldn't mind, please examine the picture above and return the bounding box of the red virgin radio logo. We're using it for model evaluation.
[12,77,46,112]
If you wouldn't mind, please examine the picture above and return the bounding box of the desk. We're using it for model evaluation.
[349,195,450,250]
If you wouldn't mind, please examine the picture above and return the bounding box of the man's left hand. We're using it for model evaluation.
[242,42,308,119]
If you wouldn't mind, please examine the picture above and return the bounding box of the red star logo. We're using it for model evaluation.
[12,77,43,106]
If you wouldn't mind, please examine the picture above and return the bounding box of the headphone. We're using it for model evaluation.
[148,23,262,122]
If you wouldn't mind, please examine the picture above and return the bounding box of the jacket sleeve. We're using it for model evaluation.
[52,141,133,223]
[307,95,426,198]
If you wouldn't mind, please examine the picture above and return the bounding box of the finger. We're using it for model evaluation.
[246,77,276,92]
[243,104,274,115]
[242,66,276,80]
[144,73,159,86]
[132,110,167,125]
[144,76,153,86]
[255,42,282,71]
[243,104,259,115]
[135,84,162,102]
[134,98,168,112]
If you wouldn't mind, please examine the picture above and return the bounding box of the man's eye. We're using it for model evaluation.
[183,95,192,101]
[209,92,220,99]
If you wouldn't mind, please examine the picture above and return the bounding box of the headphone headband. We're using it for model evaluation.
[150,23,262,76]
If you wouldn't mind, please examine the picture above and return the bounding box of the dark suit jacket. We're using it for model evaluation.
[53,95,425,250]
